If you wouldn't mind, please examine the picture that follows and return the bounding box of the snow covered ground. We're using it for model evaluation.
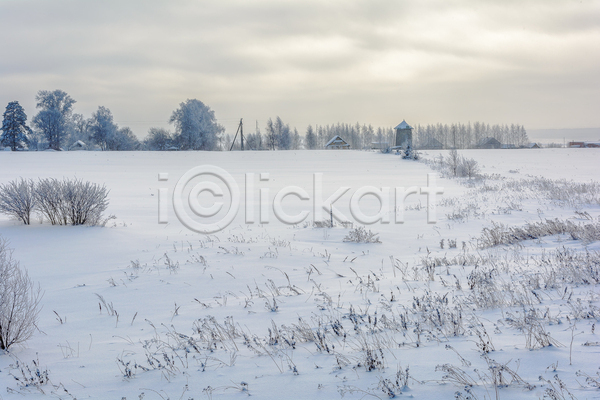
[0,149,599,400]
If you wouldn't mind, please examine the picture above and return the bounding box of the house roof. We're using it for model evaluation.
[477,137,501,145]
[394,120,413,130]
[325,135,350,147]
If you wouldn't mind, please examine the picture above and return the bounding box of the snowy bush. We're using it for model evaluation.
[35,178,110,226]
[0,178,36,225]
[425,150,480,179]
[457,157,480,179]
[0,177,109,226]
[343,226,381,243]
[0,237,42,350]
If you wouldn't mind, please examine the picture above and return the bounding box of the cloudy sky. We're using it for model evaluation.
[1,0,598,138]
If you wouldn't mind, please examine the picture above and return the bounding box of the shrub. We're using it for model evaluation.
[458,157,480,179]
[0,177,110,226]
[0,178,36,225]
[343,226,381,243]
[35,177,110,226]
[0,237,42,350]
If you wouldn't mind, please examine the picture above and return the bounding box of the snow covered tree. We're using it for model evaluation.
[144,127,173,151]
[67,113,91,147]
[106,127,139,151]
[291,128,301,149]
[265,118,277,150]
[0,237,42,350]
[275,117,291,150]
[305,125,317,149]
[0,101,32,151]
[32,90,76,150]
[169,99,224,151]
[88,106,118,150]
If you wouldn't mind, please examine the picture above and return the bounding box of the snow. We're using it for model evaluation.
[0,149,599,400]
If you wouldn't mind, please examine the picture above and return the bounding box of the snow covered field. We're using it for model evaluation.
[0,149,599,400]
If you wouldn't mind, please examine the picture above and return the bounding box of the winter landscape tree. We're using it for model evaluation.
[305,125,317,149]
[169,99,224,151]
[67,113,91,147]
[88,106,118,151]
[32,90,76,150]
[0,101,31,151]
[88,107,139,151]
[144,127,173,151]
[0,237,42,350]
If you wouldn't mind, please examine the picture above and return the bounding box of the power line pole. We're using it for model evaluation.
[240,118,244,151]
[229,118,244,151]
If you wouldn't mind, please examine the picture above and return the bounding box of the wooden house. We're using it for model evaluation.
[325,135,350,149]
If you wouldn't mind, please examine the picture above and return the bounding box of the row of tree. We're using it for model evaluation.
[227,120,529,151]
[1,92,528,151]
[0,91,223,151]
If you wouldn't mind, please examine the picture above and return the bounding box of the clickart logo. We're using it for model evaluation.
[157,165,443,234]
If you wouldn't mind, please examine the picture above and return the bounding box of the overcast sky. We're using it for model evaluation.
[1,0,598,138]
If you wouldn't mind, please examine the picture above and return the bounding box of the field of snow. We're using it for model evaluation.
[0,149,599,400]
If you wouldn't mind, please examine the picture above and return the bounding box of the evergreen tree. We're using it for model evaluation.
[0,101,31,151]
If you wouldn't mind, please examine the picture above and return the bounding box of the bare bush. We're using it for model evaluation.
[424,151,480,180]
[447,149,461,177]
[343,226,381,243]
[0,178,36,225]
[34,178,65,225]
[458,157,480,179]
[0,238,42,350]
[36,178,109,226]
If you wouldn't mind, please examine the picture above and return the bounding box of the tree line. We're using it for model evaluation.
[0,91,224,151]
[1,91,528,151]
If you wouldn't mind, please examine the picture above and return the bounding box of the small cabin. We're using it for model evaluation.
[476,137,501,149]
[325,135,350,150]
[68,140,87,151]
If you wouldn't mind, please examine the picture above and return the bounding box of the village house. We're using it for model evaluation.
[568,141,600,148]
[325,135,350,150]
[476,137,502,149]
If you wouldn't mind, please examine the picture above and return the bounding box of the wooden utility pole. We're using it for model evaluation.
[229,118,244,151]
[240,118,244,151]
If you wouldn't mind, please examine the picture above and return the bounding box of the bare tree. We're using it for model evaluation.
[0,178,36,225]
[0,238,42,350]
[459,157,480,179]
[447,149,461,177]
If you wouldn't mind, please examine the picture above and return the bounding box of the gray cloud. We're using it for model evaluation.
[0,0,598,138]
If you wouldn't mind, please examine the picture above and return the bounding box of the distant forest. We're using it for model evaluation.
[279,121,530,151]
[1,91,528,151]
